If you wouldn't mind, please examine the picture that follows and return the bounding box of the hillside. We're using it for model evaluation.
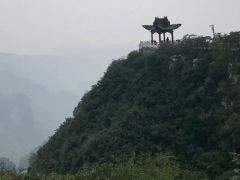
[30,32,240,179]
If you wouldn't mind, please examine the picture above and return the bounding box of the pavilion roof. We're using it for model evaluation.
[143,17,181,33]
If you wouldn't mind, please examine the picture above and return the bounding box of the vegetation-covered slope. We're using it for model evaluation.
[30,32,240,179]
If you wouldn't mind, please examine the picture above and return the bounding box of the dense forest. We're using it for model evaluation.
[2,32,240,179]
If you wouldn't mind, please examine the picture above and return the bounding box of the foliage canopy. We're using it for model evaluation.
[30,32,240,179]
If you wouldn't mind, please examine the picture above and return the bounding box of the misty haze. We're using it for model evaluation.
[0,51,125,165]
[0,0,240,179]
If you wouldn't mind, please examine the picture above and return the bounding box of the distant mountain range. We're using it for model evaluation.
[0,53,81,164]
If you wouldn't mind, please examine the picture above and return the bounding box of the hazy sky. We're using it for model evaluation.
[0,0,239,55]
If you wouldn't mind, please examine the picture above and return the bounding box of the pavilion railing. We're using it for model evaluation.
[139,41,159,49]
[139,40,181,50]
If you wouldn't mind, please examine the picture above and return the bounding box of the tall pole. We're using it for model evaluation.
[209,25,215,38]
[171,31,174,44]
[163,33,166,42]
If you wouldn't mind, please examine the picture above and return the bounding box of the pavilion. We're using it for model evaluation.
[143,16,181,44]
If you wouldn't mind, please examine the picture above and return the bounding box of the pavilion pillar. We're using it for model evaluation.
[151,32,153,44]
[158,33,161,43]
[171,31,174,44]
[163,33,166,42]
